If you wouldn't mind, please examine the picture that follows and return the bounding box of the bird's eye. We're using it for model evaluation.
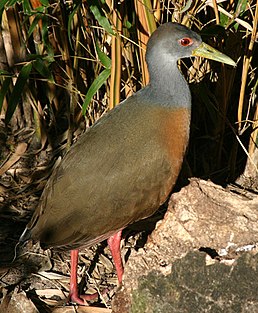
[179,38,193,47]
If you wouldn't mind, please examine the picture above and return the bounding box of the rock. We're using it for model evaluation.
[112,179,258,312]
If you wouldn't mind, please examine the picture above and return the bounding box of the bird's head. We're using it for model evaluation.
[146,22,236,67]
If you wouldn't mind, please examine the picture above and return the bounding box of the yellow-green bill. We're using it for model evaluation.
[192,42,236,67]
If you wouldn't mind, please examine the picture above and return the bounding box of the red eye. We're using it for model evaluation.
[179,38,193,46]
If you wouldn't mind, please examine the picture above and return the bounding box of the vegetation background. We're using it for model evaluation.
[0,0,257,311]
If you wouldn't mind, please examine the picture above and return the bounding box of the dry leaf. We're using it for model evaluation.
[0,288,39,313]
[0,142,28,176]
[205,0,253,31]
[38,271,70,281]
[51,306,112,313]
[98,254,113,272]
[35,288,66,299]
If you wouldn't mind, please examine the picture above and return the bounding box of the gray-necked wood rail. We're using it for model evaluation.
[19,23,235,305]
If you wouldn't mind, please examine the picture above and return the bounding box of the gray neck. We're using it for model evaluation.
[143,53,191,109]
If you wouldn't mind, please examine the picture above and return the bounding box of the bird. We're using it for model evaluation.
[19,22,235,305]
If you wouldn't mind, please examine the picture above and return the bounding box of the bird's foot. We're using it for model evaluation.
[69,291,99,305]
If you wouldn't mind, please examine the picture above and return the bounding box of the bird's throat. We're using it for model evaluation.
[147,57,191,109]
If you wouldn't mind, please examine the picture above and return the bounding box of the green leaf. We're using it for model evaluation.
[39,15,53,54]
[27,54,53,62]
[125,20,132,29]
[35,6,45,13]
[233,0,248,31]
[6,0,18,8]
[236,0,248,14]
[0,77,12,113]
[44,54,55,63]
[219,11,229,27]
[39,0,49,6]
[0,0,10,11]
[82,68,111,115]
[180,0,192,13]
[5,62,33,124]
[22,0,32,14]
[0,69,11,76]
[33,58,54,82]
[28,14,43,38]
[89,0,115,35]
[41,15,48,43]
[96,41,111,68]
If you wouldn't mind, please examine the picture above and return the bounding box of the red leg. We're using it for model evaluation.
[107,230,123,285]
[69,249,98,305]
